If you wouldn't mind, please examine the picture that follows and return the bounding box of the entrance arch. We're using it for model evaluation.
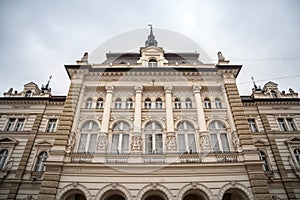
[182,189,208,200]
[61,189,87,200]
[102,190,126,200]
[142,190,168,200]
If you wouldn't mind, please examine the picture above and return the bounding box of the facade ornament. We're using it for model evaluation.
[232,131,241,151]
[134,86,143,94]
[105,85,114,94]
[164,85,173,93]
[131,134,142,151]
[81,52,88,62]
[217,51,225,62]
[192,85,202,94]
[166,134,176,150]
[66,132,75,152]
[97,132,108,151]
[4,158,13,170]
[199,134,211,151]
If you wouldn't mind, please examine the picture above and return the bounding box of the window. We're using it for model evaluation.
[294,148,300,165]
[177,121,196,153]
[148,59,157,67]
[115,98,122,109]
[0,149,8,170]
[155,98,162,109]
[15,118,25,131]
[144,121,163,154]
[46,119,57,132]
[25,90,32,97]
[111,121,130,154]
[248,119,258,132]
[126,98,133,109]
[144,98,151,109]
[185,98,192,109]
[78,121,98,153]
[174,98,181,109]
[5,118,25,132]
[34,151,48,172]
[85,98,93,109]
[204,98,211,109]
[286,118,297,131]
[278,118,287,131]
[5,118,16,131]
[270,90,277,98]
[258,151,270,171]
[208,120,230,152]
[215,98,222,109]
[96,98,104,109]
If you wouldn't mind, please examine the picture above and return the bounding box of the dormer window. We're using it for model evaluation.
[25,90,32,97]
[148,59,157,67]
[270,90,277,98]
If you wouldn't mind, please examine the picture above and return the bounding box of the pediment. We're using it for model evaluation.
[35,140,53,146]
[285,137,300,144]
[0,137,18,144]
[254,139,269,145]
[141,46,164,53]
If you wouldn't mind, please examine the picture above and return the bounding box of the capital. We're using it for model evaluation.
[164,85,173,93]
[105,85,114,93]
[192,85,202,94]
[134,86,143,93]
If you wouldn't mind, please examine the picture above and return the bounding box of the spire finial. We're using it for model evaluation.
[145,24,157,47]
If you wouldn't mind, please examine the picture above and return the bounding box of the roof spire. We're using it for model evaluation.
[145,24,158,47]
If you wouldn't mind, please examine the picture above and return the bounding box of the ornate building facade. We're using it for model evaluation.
[0,28,299,200]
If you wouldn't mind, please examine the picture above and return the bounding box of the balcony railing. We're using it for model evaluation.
[215,152,238,162]
[179,153,203,163]
[70,152,93,163]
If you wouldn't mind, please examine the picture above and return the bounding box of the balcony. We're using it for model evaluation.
[70,152,93,163]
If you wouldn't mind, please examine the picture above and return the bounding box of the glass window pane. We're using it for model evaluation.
[220,133,230,152]
[155,134,163,153]
[121,134,129,153]
[78,134,88,152]
[187,134,196,153]
[210,133,220,152]
[145,134,153,154]
[111,134,119,153]
[0,149,9,169]
[178,134,186,153]
[88,134,97,153]
[15,118,25,131]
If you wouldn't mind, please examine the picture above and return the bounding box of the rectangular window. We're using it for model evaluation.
[220,133,230,152]
[78,134,88,152]
[5,118,16,131]
[111,134,119,153]
[145,134,153,154]
[15,118,25,131]
[121,134,129,153]
[88,134,97,153]
[278,118,287,131]
[46,119,57,132]
[155,134,163,153]
[178,134,186,153]
[248,119,258,132]
[210,133,220,152]
[187,134,196,153]
[286,118,297,131]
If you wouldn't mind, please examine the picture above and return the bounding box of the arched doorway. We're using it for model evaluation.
[102,190,126,200]
[62,190,87,200]
[182,189,208,200]
[142,190,168,200]
[222,188,249,200]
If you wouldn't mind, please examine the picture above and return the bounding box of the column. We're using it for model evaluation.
[100,85,114,134]
[164,86,176,151]
[193,85,210,151]
[131,86,143,152]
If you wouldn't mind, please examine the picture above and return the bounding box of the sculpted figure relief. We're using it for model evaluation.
[166,135,176,150]
[131,135,142,151]
[97,133,108,150]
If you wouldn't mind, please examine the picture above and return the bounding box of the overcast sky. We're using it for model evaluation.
[0,0,299,96]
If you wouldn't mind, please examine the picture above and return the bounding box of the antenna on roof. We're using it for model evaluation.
[251,76,258,90]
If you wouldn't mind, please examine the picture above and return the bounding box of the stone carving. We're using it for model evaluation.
[81,52,88,62]
[166,135,176,150]
[232,131,241,149]
[66,132,75,152]
[192,85,201,94]
[217,51,225,62]
[164,85,173,93]
[134,86,143,93]
[199,134,211,151]
[97,133,108,151]
[131,135,142,151]
[4,158,13,170]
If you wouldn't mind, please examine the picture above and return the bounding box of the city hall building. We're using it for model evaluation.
[0,28,299,200]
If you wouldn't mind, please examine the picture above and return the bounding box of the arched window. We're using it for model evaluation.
[174,98,181,109]
[111,121,130,154]
[96,98,104,109]
[155,98,162,109]
[85,98,93,109]
[208,120,230,152]
[115,98,122,109]
[271,90,277,98]
[215,97,222,109]
[78,121,99,153]
[204,98,211,109]
[258,150,270,171]
[148,59,157,67]
[144,121,163,154]
[294,148,300,165]
[0,149,8,170]
[185,98,192,109]
[25,90,32,97]
[34,151,48,172]
[177,121,196,153]
[126,98,133,109]
[144,98,151,109]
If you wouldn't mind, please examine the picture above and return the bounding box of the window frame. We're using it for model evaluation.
[286,118,297,131]
[277,118,288,131]
[115,98,122,109]
[177,121,196,153]
[258,150,271,172]
[174,98,181,109]
[148,59,158,67]
[126,98,133,109]
[77,121,99,153]
[144,121,163,154]
[155,98,162,109]
[204,98,211,109]
[208,120,230,152]
[96,97,104,109]
[34,151,48,172]
[144,98,152,109]
[185,98,192,109]
[46,118,57,133]
[215,97,222,109]
[85,97,93,109]
[248,118,258,133]
[0,149,9,170]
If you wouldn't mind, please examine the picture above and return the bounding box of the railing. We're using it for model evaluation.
[106,154,129,164]
[179,153,203,163]
[215,152,238,163]
[31,171,44,181]
[70,152,93,163]
[143,154,165,163]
